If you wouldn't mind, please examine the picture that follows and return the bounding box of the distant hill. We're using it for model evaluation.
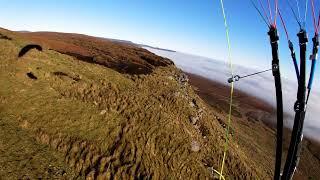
[17,31,174,75]
[139,44,176,52]
[107,38,135,45]
[16,30,31,33]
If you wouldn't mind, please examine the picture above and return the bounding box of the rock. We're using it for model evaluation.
[189,116,199,125]
[179,73,189,83]
[174,92,181,97]
[191,99,198,108]
[100,110,107,115]
[189,101,196,108]
[189,101,197,108]
[168,76,174,80]
[197,109,204,118]
[191,141,200,152]
[175,73,189,85]
[20,120,30,129]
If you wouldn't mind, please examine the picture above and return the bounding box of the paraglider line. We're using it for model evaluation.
[274,0,279,27]
[286,0,303,28]
[267,0,273,23]
[258,0,272,24]
[279,10,290,40]
[311,0,318,33]
[304,0,309,28]
[218,0,234,179]
[318,12,320,32]
[295,0,302,23]
[240,68,272,79]
[250,0,271,27]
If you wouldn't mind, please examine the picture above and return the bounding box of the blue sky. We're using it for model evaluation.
[0,0,319,81]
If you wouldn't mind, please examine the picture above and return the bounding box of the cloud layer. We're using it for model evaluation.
[146,47,320,141]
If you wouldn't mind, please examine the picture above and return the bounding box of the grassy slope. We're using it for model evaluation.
[187,73,320,180]
[0,29,263,179]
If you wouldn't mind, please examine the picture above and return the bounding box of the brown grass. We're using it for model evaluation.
[17,31,174,75]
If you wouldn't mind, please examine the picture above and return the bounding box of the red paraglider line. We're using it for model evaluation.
[317,11,320,34]
[273,0,278,27]
[267,0,273,23]
[258,0,272,24]
[250,0,271,27]
[311,0,318,33]
[279,10,290,40]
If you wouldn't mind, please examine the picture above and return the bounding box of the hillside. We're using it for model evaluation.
[1,28,260,179]
[0,28,319,179]
[17,31,174,75]
[186,73,320,180]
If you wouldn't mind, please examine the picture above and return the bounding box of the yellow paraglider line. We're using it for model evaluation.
[218,0,235,179]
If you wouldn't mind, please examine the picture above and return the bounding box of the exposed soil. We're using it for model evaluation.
[0,33,12,40]
[26,72,37,80]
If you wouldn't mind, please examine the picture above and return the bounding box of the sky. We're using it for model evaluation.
[0,0,319,82]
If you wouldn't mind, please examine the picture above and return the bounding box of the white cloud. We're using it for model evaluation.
[146,47,320,141]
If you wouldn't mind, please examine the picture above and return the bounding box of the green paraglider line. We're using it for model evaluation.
[218,0,234,180]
